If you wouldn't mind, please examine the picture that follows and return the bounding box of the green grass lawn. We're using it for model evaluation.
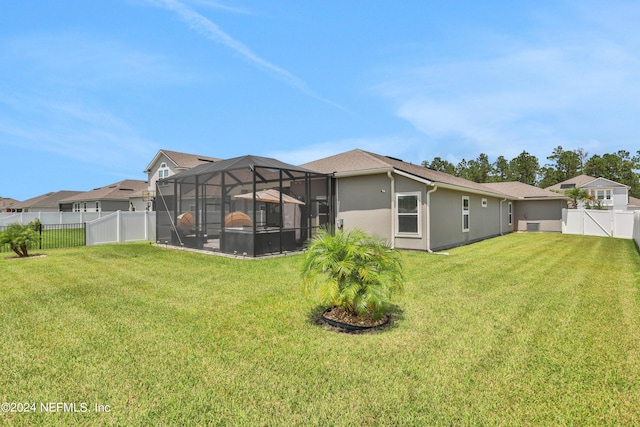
[1,234,639,426]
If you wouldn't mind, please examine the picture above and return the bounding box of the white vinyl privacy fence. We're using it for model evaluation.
[0,211,155,246]
[562,209,639,241]
[634,211,640,249]
[86,211,156,245]
[0,211,106,226]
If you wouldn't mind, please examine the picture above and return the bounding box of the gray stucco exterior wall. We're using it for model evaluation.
[335,174,393,242]
[334,173,515,252]
[513,199,564,232]
[429,188,504,251]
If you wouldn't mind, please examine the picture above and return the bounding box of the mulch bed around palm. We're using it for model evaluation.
[322,306,389,328]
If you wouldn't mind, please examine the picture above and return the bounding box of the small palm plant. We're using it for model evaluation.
[565,187,589,209]
[0,222,40,257]
[301,228,404,321]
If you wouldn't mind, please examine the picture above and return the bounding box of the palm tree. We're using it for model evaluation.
[564,187,589,209]
[0,222,40,257]
[301,228,404,321]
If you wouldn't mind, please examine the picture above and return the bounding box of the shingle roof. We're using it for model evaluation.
[545,174,597,191]
[1,197,20,206]
[14,190,83,209]
[301,149,506,196]
[59,180,148,202]
[629,196,640,207]
[482,182,568,200]
[144,149,220,173]
[161,150,220,169]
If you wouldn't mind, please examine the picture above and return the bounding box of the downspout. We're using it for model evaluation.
[499,198,507,235]
[426,185,438,252]
[387,171,395,248]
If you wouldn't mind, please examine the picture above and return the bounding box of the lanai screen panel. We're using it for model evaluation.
[156,155,330,256]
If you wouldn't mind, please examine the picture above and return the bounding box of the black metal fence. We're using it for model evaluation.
[0,223,86,253]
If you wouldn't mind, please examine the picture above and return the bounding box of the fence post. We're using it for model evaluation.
[117,210,122,243]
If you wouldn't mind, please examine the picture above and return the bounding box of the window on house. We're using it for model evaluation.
[508,202,513,226]
[95,201,100,212]
[591,189,612,201]
[396,192,420,235]
[462,196,470,232]
[83,202,87,212]
[73,202,80,213]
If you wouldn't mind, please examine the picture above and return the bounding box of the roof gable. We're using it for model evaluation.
[144,149,220,173]
[580,176,629,189]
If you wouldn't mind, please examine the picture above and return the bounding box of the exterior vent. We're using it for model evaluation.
[526,222,540,232]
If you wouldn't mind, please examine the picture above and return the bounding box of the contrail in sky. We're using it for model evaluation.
[149,0,349,112]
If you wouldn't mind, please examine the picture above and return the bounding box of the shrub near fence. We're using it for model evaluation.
[0,223,85,253]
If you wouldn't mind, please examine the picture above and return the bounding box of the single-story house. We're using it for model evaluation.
[11,190,83,213]
[483,182,568,232]
[301,149,568,251]
[546,174,632,210]
[1,197,21,212]
[59,180,149,212]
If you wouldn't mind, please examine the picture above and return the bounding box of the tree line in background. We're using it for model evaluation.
[421,146,640,198]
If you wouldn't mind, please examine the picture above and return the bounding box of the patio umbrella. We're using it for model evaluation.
[234,189,304,205]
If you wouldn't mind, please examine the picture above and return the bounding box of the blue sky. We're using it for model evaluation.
[2,0,639,200]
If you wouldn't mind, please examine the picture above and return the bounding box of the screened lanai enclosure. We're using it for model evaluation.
[156,155,332,256]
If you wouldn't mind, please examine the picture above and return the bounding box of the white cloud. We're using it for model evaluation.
[373,2,640,160]
[147,0,348,111]
[0,96,155,172]
[2,34,191,89]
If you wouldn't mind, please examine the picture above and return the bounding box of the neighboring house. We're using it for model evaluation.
[144,149,220,210]
[629,196,640,211]
[302,149,562,251]
[483,182,568,232]
[1,197,21,212]
[11,191,83,212]
[59,180,149,212]
[546,174,631,210]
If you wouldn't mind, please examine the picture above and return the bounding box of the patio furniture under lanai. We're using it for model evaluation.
[155,154,332,257]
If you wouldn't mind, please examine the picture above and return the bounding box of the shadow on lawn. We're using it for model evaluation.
[306,304,405,334]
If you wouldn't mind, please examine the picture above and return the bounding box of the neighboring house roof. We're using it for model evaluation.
[545,174,596,191]
[629,196,640,208]
[0,197,20,210]
[301,149,509,198]
[144,149,220,173]
[482,182,569,200]
[545,174,629,191]
[580,176,629,189]
[14,190,83,210]
[59,180,148,203]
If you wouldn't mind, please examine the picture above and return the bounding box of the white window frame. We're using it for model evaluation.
[590,188,612,201]
[462,196,470,232]
[396,192,421,237]
[508,202,513,226]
